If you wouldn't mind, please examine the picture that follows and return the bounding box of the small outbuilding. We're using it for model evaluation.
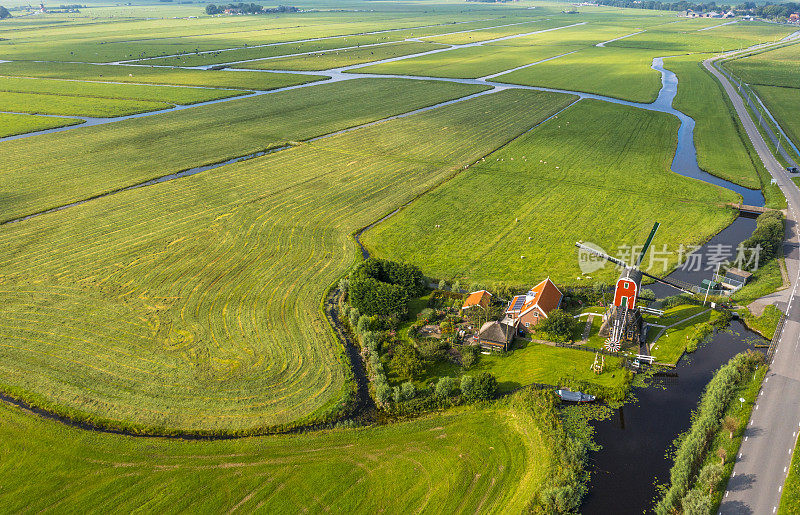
[477,320,515,352]
[722,267,752,290]
[461,290,492,312]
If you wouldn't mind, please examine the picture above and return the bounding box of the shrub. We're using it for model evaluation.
[640,289,656,302]
[390,342,424,379]
[460,375,476,399]
[438,279,447,290]
[681,488,713,515]
[473,372,498,400]
[537,308,576,343]
[460,345,478,369]
[434,377,458,398]
[375,382,392,405]
[697,462,724,494]
[400,381,416,401]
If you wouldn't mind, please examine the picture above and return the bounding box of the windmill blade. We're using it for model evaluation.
[575,242,629,269]
[638,269,694,295]
[634,222,661,268]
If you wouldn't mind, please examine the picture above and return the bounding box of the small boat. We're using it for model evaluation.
[556,389,596,403]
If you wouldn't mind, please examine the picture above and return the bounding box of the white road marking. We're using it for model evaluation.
[725,491,729,498]
[746,436,749,441]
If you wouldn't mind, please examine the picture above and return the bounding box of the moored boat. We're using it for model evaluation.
[556,389,596,403]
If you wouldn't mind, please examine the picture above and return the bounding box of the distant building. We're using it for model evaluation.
[505,278,563,334]
[790,13,799,22]
[461,290,492,312]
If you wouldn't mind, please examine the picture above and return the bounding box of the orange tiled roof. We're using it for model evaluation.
[462,290,491,310]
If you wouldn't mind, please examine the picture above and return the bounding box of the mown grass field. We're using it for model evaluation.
[0,76,248,104]
[356,43,581,79]
[495,46,663,103]
[473,341,627,392]
[609,20,794,52]
[0,112,83,138]
[753,85,800,155]
[363,99,738,287]
[0,9,520,62]
[420,18,568,45]
[0,61,326,91]
[665,54,761,189]
[0,90,173,117]
[0,79,487,222]
[726,42,800,89]
[235,41,446,71]
[0,89,573,432]
[0,400,550,513]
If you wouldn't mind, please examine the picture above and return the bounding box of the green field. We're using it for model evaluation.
[356,43,581,79]
[0,76,248,104]
[0,90,173,117]
[0,112,83,138]
[609,20,794,52]
[753,85,800,155]
[0,79,486,222]
[665,54,761,188]
[362,99,738,287]
[473,341,627,392]
[235,41,446,71]
[421,18,569,45]
[0,89,572,432]
[0,61,326,91]
[0,400,551,513]
[726,42,800,89]
[495,46,663,103]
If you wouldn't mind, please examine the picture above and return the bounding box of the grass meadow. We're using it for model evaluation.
[494,46,663,103]
[665,54,761,189]
[0,79,487,222]
[356,43,582,79]
[0,76,248,104]
[0,91,173,117]
[0,400,551,513]
[0,112,83,138]
[234,41,446,71]
[362,99,738,287]
[0,61,326,91]
[0,89,573,432]
[726,43,800,89]
[753,85,800,155]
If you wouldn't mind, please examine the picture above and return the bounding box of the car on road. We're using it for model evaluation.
[787,166,799,173]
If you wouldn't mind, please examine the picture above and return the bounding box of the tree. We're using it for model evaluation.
[0,5,10,18]
[452,281,461,293]
[375,382,392,405]
[205,3,219,14]
[537,308,577,343]
[437,279,447,290]
[716,447,727,465]
[680,488,713,515]
[697,462,724,495]
[391,342,424,379]
[722,415,738,439]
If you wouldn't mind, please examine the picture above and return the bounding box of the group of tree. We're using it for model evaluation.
[0,6,11,18]
[738,210,784,268]
[536,308,577,343]
[205,3,298,15]
[595,0,799,18]
[348,258,426,320]
[750,2,800,19]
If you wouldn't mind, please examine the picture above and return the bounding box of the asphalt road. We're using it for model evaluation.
[705,49,800,515]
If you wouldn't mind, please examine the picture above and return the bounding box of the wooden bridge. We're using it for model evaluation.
[726,203,778,215]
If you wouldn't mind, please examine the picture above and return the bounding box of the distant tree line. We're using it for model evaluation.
[0,5,11,18]
[205,3,298,14]
[595,0,799,18]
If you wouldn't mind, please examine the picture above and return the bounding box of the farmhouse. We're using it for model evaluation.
[476,320,515,352]
[505,278,563,334]
[461,290,492,311]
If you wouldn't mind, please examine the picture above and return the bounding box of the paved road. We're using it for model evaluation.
[706,51,800,515]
